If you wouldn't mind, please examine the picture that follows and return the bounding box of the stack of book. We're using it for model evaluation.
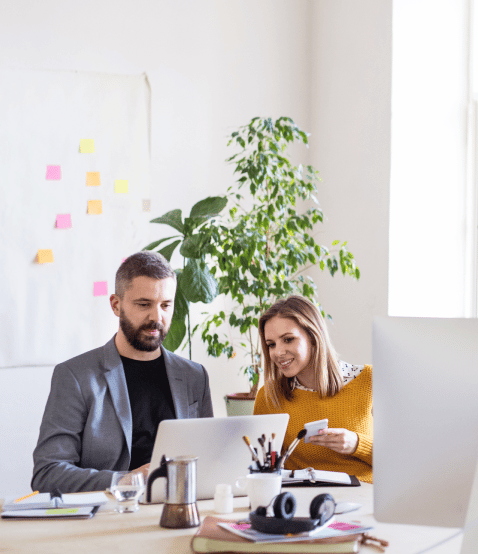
[191,516,373,553]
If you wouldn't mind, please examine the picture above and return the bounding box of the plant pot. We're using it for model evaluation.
[224,393,256,417]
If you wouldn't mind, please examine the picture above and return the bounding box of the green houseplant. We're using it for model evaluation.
[143,196,227,357]
[200,117,360,404]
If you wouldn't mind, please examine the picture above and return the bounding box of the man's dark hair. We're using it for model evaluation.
[115,251,176,298]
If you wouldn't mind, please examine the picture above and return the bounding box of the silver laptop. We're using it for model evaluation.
[144,414,289,503]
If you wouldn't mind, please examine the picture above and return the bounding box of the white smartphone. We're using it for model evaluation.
[303,418,328,443]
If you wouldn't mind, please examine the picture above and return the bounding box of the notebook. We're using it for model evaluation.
[144,414,289,503]
[2,492,108,511]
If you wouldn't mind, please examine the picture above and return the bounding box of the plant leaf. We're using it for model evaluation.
[158,239,181,262]
[173,277,189,321]
[181,258,219,303]
[180,234,207,259]
[150,209,184,233]
[143,236,181,251]
[162,318,187,351]
[190,196,228,218]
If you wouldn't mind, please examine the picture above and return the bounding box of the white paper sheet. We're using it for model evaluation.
[0,69,152,367]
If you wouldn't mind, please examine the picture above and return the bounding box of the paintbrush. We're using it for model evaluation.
[243,435,261,465]
[278,428,307,470]
[257,436,267,464]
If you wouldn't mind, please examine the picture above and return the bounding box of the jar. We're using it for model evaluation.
[214,483,233,513]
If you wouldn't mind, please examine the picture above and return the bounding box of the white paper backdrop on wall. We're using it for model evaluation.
[0,69,152,368]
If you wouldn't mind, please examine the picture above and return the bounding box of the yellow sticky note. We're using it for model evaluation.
[86,172,101,187]
[115,179,128,193]
[37,249,54,264]
[79,139,95,153]
[88,200,103,215]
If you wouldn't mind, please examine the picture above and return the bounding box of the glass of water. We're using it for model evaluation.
[110,471,145,513]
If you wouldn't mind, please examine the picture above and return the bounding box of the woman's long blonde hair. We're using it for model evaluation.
[259,296,343,409]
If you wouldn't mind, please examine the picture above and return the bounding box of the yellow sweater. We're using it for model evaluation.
[254,365,373,483]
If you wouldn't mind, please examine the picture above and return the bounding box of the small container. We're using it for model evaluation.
[214,484,233,513]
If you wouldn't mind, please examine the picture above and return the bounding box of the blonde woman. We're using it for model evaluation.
[253,296,373,483]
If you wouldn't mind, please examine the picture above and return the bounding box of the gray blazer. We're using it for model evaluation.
[31,336,214,493]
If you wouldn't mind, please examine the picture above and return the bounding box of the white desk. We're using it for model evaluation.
[0,485,464,554]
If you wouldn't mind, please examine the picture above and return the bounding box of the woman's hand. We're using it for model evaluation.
[308,428,359,455]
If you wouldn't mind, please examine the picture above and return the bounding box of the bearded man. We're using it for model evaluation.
[32,252,213,493]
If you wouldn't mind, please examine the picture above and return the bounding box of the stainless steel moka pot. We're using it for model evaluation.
[146,455,200,528]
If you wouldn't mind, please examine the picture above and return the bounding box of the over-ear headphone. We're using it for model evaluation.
[250,491,336,534]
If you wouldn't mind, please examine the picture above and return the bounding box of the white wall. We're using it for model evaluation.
[307,0,392,364]
[0,0,392,496]
[0,0,313,497]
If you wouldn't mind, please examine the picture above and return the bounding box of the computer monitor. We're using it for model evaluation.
[373,316,478,529]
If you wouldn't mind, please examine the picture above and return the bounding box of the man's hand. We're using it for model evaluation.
[308,428,359,455]
[130,463,150,480]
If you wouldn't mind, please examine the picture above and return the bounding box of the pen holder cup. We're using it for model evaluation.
[236,472,283,512]
[249,464,281,475]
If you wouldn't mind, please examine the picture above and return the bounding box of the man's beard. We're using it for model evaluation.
[119,308,168,352]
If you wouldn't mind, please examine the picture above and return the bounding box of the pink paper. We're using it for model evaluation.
[46,165,61,180]
[329,522,361,531]
[56,214,72,229]
[93,281,108,296]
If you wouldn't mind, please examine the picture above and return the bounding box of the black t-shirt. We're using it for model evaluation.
[121,354,176,470]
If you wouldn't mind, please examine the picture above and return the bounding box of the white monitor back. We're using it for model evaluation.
[373,316,478,528]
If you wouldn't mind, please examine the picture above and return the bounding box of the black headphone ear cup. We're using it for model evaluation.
[255,506,267,516]
[309,493,336,524]
[273,492,297,519]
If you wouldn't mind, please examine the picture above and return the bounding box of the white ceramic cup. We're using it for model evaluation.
[235,473,282,512]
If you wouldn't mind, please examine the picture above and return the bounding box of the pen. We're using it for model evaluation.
[14,491,39,503]
[278,428,307,470]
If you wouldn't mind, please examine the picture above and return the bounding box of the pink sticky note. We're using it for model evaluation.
[46,165,61,180]
[56,214,72,229]
[93,281,108,296]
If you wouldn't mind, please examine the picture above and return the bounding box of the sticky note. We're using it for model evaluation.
[93,281,108,296]
[56,214,72,229]
[142,199,151,212]
[87,200,102,215]
[46,165,61,180]
[86,172,101,187]
[79,139,95,153]
[46,508,79,515]
[37,249,54,264]
[115,179,128,193]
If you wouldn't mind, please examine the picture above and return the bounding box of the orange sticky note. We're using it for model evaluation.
[79,139,95,153]
[115,179,128,193]
[37,249,54,264]
[87,200,102,214]
[86,172,101,187]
